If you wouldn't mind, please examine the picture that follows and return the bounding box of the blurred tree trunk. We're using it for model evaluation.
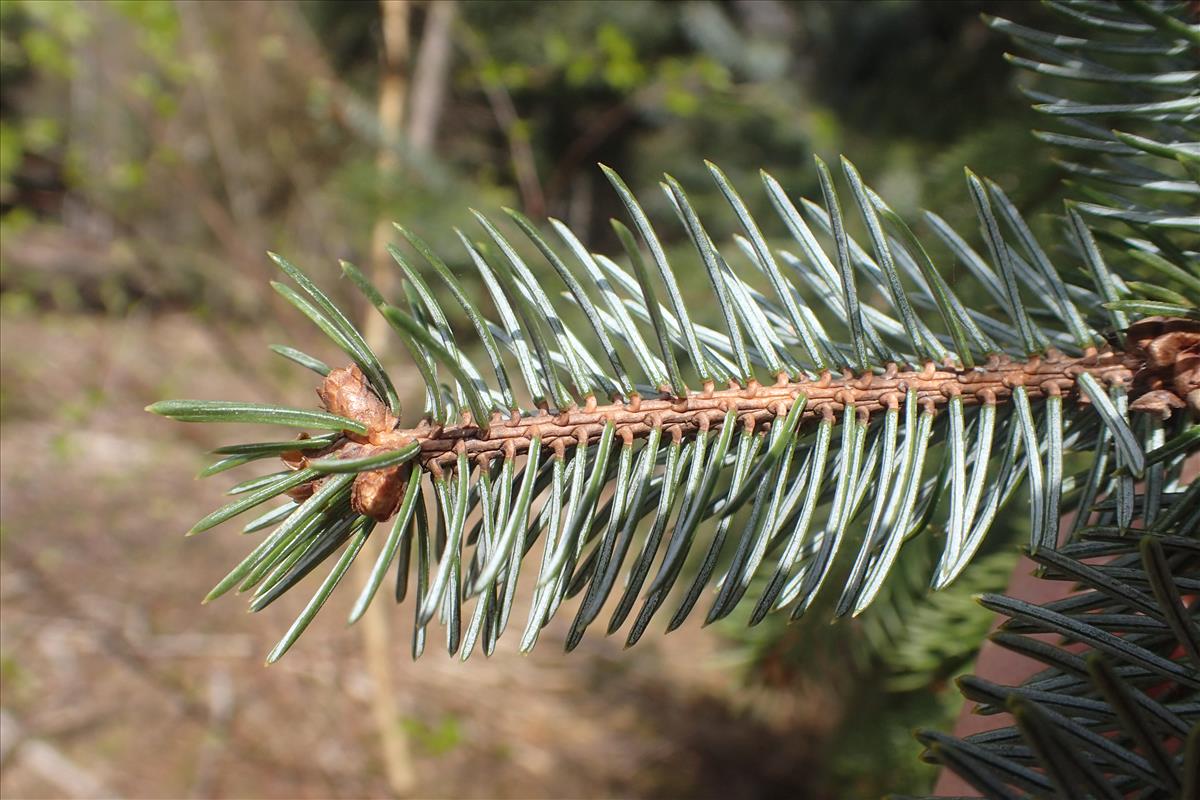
[358,2,415,797]
[356,3,458,796]
[363,0,413,351]
[934,449,1200,795]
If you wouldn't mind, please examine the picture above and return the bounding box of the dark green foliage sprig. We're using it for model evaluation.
[918,522,1200,798]
[988,0,1199,297]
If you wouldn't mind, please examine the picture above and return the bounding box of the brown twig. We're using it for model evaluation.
[457,26,547,217]
[372,348,1136,467]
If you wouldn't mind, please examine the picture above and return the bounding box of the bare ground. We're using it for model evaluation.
[0,310,836,800]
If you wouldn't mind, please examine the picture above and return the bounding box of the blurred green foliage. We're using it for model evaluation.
[401,713,464,756]
[728,514,1023,795]
[1,0,1060,316]
[0,2,1063,795]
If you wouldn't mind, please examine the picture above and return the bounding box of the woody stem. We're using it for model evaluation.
[370,346,1140,469]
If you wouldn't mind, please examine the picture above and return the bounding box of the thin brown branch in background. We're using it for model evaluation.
[408,1,457,155]
[459,26,546,217]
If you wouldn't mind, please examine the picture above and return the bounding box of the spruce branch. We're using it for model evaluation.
[147,0,1199,671]
[147,158,1200,661]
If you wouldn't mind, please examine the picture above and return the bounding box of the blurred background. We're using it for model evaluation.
[0,1,1064,797]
